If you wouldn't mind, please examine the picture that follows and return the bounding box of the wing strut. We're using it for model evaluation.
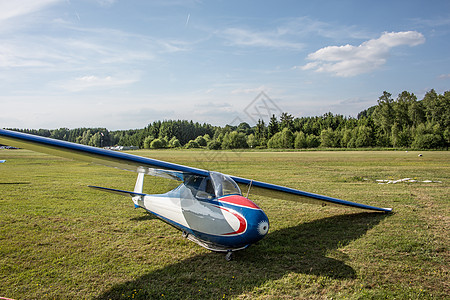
[246,179,253,198]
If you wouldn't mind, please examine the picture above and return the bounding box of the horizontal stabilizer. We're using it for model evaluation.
[89,185,146,198]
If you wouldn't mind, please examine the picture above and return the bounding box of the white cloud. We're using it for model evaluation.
[231,85,269,95]
[300,31,425,77]
[279,17,370,40]
[0,0,61,22]
[59,75,138,92]
[95,0,117,7]
[220,17,372,52]
[0,29,159,72]
[411,16,450,28]
[0,42,52,68]
[222,27,304,50]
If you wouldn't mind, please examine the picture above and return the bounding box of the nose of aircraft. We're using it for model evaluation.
[218,194,269,243]
[246,209,269,245]
[243,197,269,243]
[257,219,269,236]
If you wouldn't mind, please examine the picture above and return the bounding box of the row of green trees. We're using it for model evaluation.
[13,89,449,150]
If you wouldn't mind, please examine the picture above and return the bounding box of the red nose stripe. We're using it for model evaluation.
[217,206,247,235]
[219,195,261,209]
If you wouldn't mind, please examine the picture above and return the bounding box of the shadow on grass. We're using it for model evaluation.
[0,182,31,185]
[130,213,158,221]
[97,212,389,299]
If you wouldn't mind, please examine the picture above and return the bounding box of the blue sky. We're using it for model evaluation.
[1,0,449,130]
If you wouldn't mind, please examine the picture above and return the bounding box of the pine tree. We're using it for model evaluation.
[267,115,279,139]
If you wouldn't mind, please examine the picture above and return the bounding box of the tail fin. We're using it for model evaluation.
[134,172,144,194]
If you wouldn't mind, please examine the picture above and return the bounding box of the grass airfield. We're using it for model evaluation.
[0,149,448,299]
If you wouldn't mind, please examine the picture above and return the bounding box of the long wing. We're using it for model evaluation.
[232,176,392,212]
[0,129,391,212]
[0,129,202,181]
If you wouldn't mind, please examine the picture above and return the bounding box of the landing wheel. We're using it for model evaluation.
[225,251,233,261]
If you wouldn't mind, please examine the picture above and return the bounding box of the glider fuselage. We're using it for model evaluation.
[135,185,269,252]
[90,171,270,253]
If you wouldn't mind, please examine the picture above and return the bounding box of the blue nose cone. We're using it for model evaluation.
[245,209,270,245]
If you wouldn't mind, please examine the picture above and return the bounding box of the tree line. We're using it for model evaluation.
[10,89,450,150]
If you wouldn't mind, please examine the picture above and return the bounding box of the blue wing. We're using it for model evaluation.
[231,176,392,212]
[0,129,391,212]
[0,129,199,181]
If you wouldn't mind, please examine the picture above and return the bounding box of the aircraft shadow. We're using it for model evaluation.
[130,213,158,221]
[0,182,31,185]
[96,212,388,299]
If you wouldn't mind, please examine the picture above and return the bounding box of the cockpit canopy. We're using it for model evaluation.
[184,171,242,199]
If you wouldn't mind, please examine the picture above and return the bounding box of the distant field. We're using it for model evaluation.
[0,149,448,299]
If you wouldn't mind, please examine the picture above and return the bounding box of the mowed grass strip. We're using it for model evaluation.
[0,149,448,299]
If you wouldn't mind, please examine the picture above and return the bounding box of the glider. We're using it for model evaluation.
[0,160,5,163]
[0,129,391,260]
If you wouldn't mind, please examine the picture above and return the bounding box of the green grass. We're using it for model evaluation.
[0,149,448,299]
